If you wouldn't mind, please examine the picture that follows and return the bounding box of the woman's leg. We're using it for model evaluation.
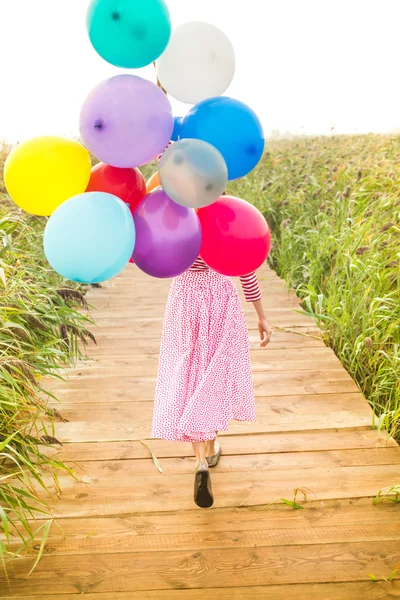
[192,440,214,508]
[192,442,207,469]
[205,432,218,458]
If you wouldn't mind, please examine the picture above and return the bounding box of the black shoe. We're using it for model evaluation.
[194,461,214,508]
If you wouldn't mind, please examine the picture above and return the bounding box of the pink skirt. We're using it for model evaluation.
[152,269,256,443]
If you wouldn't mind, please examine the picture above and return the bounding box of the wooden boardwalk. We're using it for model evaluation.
[2,264,400,599]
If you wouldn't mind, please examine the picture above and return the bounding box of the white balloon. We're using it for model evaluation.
[156,21,235,104]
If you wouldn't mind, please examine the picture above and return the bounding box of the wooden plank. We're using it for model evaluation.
[107,280,288,291]
[45,370,360,397]
[34,450,400,500]
[88,300,302,313]
[48,370,358,390]
[60,448,400,476]
[88,290,301,306]
[2,581,399,600]
[49,430,397,462]
[15,500,400,551]
[88,311,314,328]
[64,358,348,377]
[88,327,321,339]
[49,450,400,481]
[48,392,371,421]
[46,390,375,441]
[66,348,345,376]
[15,498,400,535]
[49,416,374,445]
[12,521,400,557]
[35,464,400,516]
[47,393,374,441]
[88,302,304,315]
[106,264,281,281]
[108,264,280,278]
[85,331,325,354]
[49,419,374,444]
[1,542,399,594]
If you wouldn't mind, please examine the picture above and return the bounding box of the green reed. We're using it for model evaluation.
[229,133,400,438]
[0,190,94,574]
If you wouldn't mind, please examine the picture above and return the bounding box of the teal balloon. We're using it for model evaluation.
[87,0,171,68]
[44,192,135,284]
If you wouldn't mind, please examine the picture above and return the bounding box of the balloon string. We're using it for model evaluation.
[152,63,226,195]
[153,62,167,95]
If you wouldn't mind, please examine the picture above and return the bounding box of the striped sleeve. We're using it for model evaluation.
[239,272,262,302]
[189,257,209,271]
[157,141,173,162]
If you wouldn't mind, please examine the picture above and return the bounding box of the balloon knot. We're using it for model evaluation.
[173,154,184,166]
[246,145,257,156]
[111,12,120,21]
[94,120,104,130]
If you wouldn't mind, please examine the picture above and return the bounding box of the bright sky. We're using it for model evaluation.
[0,0,399,142]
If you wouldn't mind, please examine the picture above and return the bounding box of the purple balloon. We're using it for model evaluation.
[80,74,174,168]
[133,189,202,278]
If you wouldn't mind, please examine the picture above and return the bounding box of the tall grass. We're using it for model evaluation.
[229,133,400,438]
[0,145,94,573]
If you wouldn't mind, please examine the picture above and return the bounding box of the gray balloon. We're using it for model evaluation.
[159,139,228,209]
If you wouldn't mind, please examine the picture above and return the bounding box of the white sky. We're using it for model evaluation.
[0,0,399,142]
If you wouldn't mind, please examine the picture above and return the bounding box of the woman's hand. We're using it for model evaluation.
[252,299,272,348]
[258,316,272,348]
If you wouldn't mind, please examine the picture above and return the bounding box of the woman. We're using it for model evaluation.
[152,68,272,508]
[152,257,272,508]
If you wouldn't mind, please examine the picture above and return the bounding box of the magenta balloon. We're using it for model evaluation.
[133,188,202,278]
[80,74,174,168]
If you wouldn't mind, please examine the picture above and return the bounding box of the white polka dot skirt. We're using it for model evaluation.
[152,269,256,443]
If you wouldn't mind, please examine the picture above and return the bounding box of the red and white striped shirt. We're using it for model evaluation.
[189,257,262,302]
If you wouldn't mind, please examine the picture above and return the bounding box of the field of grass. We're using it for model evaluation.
[0,133,399,574]
[0,146,95,572]
[229,133,400,439]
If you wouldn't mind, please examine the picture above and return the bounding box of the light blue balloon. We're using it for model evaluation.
[87,0,171,68]
[180,97,264,181]
[44,192,135,284]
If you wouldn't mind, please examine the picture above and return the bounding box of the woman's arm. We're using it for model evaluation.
[239,273,272,348]
[253,298,272,348]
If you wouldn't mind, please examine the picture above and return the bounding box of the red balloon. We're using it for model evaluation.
[198,195,271,276]
[86,163,146,215]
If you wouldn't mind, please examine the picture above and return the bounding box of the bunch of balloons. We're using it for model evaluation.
[3,0,271,283]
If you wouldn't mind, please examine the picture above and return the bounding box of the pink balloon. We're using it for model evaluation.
[198,195,271,276]
[80,74,174,168]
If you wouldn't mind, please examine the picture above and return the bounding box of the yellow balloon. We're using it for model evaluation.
[146,171,161,194]
[4,136,92,216]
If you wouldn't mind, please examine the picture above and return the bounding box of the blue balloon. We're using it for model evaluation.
[180,97,264,180]
[44,192,135,284]
[171,116,182,142]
